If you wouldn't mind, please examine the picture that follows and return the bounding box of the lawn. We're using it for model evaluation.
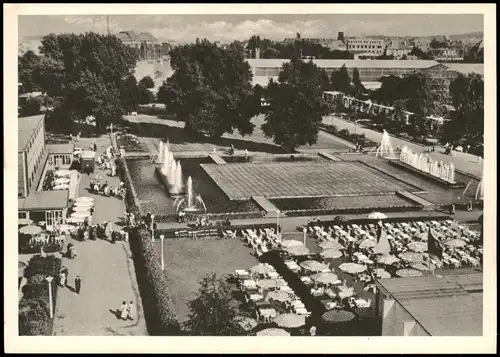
[155,238,259,322]
[124,114,353,154]
[201,161,420,200]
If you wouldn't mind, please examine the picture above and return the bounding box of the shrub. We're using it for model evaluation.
[24,255,61,280]
[129,227,180,335]
[18,255,61,336]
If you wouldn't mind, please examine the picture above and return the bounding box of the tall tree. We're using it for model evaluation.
[184,273,244,336]
[139,75,155,89]
[448,73,484,138]
[18,50,42,93]
[120,75,139,113]
[261,58,329,151]
[158,39,258,138]
[352,67,366,97]
[330,64,352,94]
[400,72,437,117]
[24,32,137,133]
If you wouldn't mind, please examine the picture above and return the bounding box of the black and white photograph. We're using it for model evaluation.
[5,3,496,354]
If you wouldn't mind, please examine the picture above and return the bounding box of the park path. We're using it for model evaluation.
[52,135,147,336]
[322,115,484,178]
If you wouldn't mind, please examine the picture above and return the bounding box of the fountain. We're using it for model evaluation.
[397,145,458,184]
[374,130,396,159]
[155,140,184,196]
[173,176,207,213]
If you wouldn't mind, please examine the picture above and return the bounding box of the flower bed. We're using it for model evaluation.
[19,255,61,335]
[116,133,149,153]
[320,124,377,148]
[41,169,55,191]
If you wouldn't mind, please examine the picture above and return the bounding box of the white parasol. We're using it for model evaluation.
[19,225,42,235]
[273,313,306,328]
[312,272,340,285]
[73,200,94,208]
[256,328,290,336]
[250,264,275,276]
[266,290,295,303]
[396,269,423,278]
[66,216,86,224]
[71,211,91,219]
[407,241,428,253]
[300,260,329,272]
[320,249,343,259]
[445,239,467,248]
[54,178,71,185]
[377,255,400,265]
[399,252,424,263]
[55,170,71,177]
[359,239,376,249]
[281,240,304,249]
[75,196,95,203]
[338,262,367,274]
[375,268,391,279]
[285,245,310,256]
[72,206,92,213]
[319,240,343,250]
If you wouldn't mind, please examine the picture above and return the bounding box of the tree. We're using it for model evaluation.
[393,99,407,131]
[330,64,352,94]
[18,50,42,93]
[184,273,244,336]
[371,75,403,104]
[137,85,155,105]
[25,32,137,133]
[448,73,484,138]
[352,67,366,97]
[158,40,258,138]
[139,75,155,89]
[400,72,437,117]
[261,47,280,59]
[121,75,139,113]
[19,96,44,117]
[408,46,432,60]
[261,58,330,151]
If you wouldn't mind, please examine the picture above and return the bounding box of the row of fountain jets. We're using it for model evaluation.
[158,140,184,195]
[375,130,482,199]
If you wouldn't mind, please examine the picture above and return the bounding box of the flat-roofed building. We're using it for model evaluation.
[346,37,386,55]
[246,58,442,87]
[18,115,46,198]
[375,271,483,336]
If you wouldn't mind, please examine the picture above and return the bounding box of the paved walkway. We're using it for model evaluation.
[52,135,147,336]
[322,116,484,178]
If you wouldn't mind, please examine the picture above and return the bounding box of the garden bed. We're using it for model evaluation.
[116,133,150,153]
[320,124,377,148]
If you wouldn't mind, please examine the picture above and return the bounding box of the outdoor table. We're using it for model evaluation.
[355,299,370,308]
[249,294,264,302]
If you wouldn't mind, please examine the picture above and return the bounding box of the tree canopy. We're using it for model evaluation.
[158,39,258,138]
[184,273,244,336]
[139,75,155,89]
[261,58,330,151]
[330,64,352,94]
[18,32,137,132]
[446,73,484,140]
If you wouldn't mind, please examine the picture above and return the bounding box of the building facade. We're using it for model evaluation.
[18,115,46,198]
[346,37,386,55]
[247,58,442,87]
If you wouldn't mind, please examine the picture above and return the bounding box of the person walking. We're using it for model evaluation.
[74,275,82,294]
[59,271,66,287]
[119,301,129,320]
[127,301,136,321]
[63,268,69,287]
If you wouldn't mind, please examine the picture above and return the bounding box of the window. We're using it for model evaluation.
[18,211,28,219]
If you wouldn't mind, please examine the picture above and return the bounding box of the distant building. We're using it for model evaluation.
[246,58,442,87]
[385,38,413,59]
[346,37,386,55]
[116,30,160,61]
[284,37,346,51]
[375,271,483,336]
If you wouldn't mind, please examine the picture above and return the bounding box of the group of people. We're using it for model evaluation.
[89,178,126,199]
[58,266,82,294]
[118,301,136,321]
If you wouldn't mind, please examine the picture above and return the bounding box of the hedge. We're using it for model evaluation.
[19,255,61,335]
[116,157,181,334]
[129,227,180,335]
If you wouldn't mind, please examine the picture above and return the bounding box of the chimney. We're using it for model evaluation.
[338,31,345,43]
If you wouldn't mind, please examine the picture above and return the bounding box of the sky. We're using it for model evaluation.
[19,14,483,44]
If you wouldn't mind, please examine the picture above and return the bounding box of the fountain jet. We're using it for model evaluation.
[375,130,396,158]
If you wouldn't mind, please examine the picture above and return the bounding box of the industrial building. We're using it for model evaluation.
[345,37,386,55]
[246,58,443,87]
[375,271,483,336]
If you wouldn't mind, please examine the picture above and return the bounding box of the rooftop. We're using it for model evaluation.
[137,32,158,42]
[445,63,484,76]
[116,30,139,43]
[18,115,44,152]
[18,190,69,210]
[246,58,440,70]
[377,273,483,336]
